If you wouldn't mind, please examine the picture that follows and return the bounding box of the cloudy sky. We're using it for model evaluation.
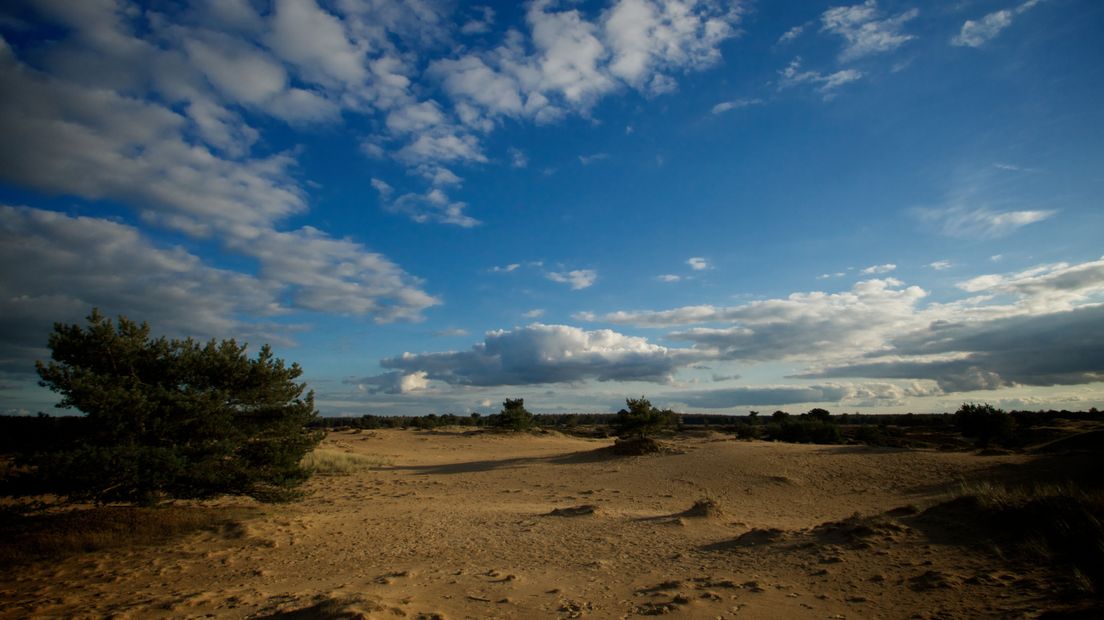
[1,0,1102,417]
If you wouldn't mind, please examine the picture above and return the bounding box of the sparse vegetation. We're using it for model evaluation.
[0,504,257,568]
[302,449,391,475]
[927,481,1104,597]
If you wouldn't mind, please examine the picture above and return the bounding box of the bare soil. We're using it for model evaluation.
[0,429,1089,618]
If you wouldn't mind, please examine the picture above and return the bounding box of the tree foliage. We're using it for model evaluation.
[31,310,321,504]
[613,397,674,439]
[492,398,534,431]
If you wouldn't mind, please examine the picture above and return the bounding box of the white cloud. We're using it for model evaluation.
[0,206,287,373]
[952,0,1045,48]
[266,0,368,90]
[385,100,447,134]
[687,257,710,270]
[914,206,1056,239]
[378,323,713,386]
[347,370,430,394]
[777,23,809,45]
[579,152,610,165]
[657,274,682,282]
[523,309,546,319]
[711,98,762,114]
[461,6,496,35]
[376,186,481,228]
[955,258,1104,311]
[673,381,940,409]
[492,263,521,273]
[860,263,896,274]
[429,0,743,130]
[509,147,529,168]
[434,328,470,338]
[603,0,743,91]
[928,260,952,271]
[547,269,598,290]
[778,57,863,98]
[821,1,919,62]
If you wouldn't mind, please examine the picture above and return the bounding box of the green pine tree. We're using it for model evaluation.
[32,309,322,504]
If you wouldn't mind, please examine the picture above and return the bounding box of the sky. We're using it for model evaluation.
[1,0,1102,417]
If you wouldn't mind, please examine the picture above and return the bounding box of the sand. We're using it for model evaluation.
[0,429,1072,618]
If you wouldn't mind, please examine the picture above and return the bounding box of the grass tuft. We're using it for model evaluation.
[301,449,391,475]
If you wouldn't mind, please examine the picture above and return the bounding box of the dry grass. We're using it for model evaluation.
[0,504,257,568]
[301,448,391,475]
[933,481,1104,597]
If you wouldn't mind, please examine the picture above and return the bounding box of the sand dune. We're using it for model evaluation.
[0,429,1080,618]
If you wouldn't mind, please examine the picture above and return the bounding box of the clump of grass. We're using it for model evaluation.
[0,504,257,568]
[931,481,1104,597]
[301,449,391,475]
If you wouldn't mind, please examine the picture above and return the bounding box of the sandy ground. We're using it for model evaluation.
[0,429,1071,619]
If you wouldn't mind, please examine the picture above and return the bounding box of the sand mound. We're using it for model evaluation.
[680,498,724,519]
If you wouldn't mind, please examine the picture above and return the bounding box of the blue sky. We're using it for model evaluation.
[1,0,1102,416]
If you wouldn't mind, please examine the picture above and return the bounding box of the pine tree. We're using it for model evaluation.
[32,310,321,504]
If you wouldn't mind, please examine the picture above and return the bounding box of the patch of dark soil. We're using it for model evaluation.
[549,505,598,517]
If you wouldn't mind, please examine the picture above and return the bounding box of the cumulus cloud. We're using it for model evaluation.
[687,257,710,270]
[955,258,1104,310]
[789,257,1104,392]
[914,205,1056,239]
[821,1,919,62]
[928,260,952,271]
[952,0,1045,48]
[657,274,683,283]
[377,323,712,387]
[0,7,440,323]
[547,269,598,290]
[429,0,743,127]
[802,305,1104,392]
[345,370,430,394]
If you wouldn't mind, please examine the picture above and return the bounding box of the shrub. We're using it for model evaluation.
[613,397,674,439]
[27,310,321,504]
[491,398,534,431]
[954,402,1014,447]
[766,420,843,444]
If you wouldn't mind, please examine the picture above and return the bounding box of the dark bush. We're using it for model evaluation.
[955,403,1014,447]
